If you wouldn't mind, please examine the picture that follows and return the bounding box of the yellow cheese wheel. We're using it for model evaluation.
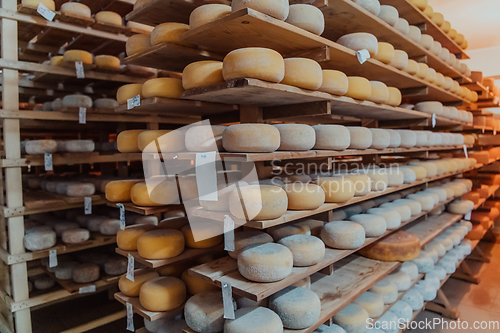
[222,124,280,153]
[116,84,143,105]
[316,176,355,203]
[117,129,144,152]
[455,33,465,45]
[23,0,55,11]
[151,23,190,46]
[181,224,223,249]
[126,21,153,33]
[281,58,323,90]
[442,21,451,33]
[95,11,122,26]
[105,179,142,202]
[222,47,285,83]
[461,40,468,50]
[337,32,378,56]
[268,225,310,242]
[443,76,454,90]
[416,63,428,79]
[182,61,224,89]
[139,276,186,311]
[423,5,433,18]
[404,59,419,75]
[319,70,348,95]
[229,185,288,221]
[117,224,156,251]
[50,56,64,66]
[181,269,219,295]
[386,87,402,107]
[60,2,91,18]
[94,55,120,69]
[345,77,371,100]
[368,81,389,103]
[142,78,184,99]
[156,261,191,277]
[63,50,93,65]
[409,0,428,11]
[138,130,185,153]
[432,12,444,26]
[359,230,420,261]
[390,50,409,70]
[189,4,232,30]
[138,130,169,151]
[285,4,325,35]
[426,67,437,83]
[231,0,289,21]
[137,229,185,259]
[119,269,159,296]
[131,181,179,207]
[373,42,394,64]
[283,183,325,210]
[126,34,151,56]
[448,28,457,40]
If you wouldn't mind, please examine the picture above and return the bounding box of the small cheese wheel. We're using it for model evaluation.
[342,173,370,196]
[426,67,437,83]
[378,5,399,26]
[389,50,408,70]
[380,203,412,222]
[62,94,92,108]
[63,50,92,64]
[130,180,179,207]
[142,78,184,99]
[461,39,468,50]
[386,129,401,148]
[319,70,348,95]
[282,58,323,90]
[394,198,423,215]
[435,72,445,87]
[404,59,419,75]
[62,228,89,244]
[411,162,437,177]
[441,20,451,33]
[117,224,155,251]
[140,276,186,311]
[185,125,226,152]
[278,234,325,266]
[368,81,389,103]
[353,291,384,317]
[105,257,127,276]
[359,230,421,261]
[138,130,171,152]
[430,11,444,26]
[348,127,372,149]
[189,4,232,30]
[367,208,401,229]
[313,125,350,150]
[50,56,64,66]
[181,269,218,295]
[337,33,378,56]
[99,219,121,235]
[24,230,56,251]
[407,193,434,210]
[53,261,78,280]
[370,279,398,304]
[137,229,185,260]
[60,2,91,18]
[283,183,325,210]
[116,84,143,105]
[386,87,402,107]
[269,286,321,329]
[185,291,228,333]
[223,124,280,153]
[105,179,141,202]
[182,61,224,90]
[23,0,55,10]
[224,307,283,333]
[369,128,390,149]
[229,185,288,220]
[321,221,365,249]
[345,77,371,100]
[408,25,422,42]
[232,0,289,20]
[275,124,315,151]
[33,275,55,290]
[353,0,381,15]
[390,300,413,322]
[447,199,474,214]
[395,130,416,147]
[285,4,325,35]
[439,47,450,62]
[373,42,394,64]
[150,23,190,46]
[238,243,293,282]
[54,222,78,237]
[420,34,434,50]
[409,0,428,10]
[223,47,285,83]
[416,62,429,79]
[316,176,355,202]
[119,269,159,296]
[95,11,122,26]
[268,225,310,242]
[229,231,273,259]
[402,289,424,311]
[333,304,369,333]
[448,28,457,40]
[400,261,419,280]
[181,224,223,249]
[63,140,95,153]
[126,34,151,56]
[430,41,442,57]
[385,271,412,291]
[25,140,57,154]
[350,214,387,237]
[412,255,434,273]
[73,263,99,283]
[395,18,409,35]
[443,76,454,90]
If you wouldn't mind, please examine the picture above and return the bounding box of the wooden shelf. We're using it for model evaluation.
[44,268,120,293]
[379,0,469,60]
[473,185,500,210]
[106,201,184,216]
[404,212,463,247]
[1,152,142,168]
[114,292,185,322]
[125,0,199,25]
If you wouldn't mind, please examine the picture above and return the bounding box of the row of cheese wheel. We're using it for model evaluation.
[23,139,94,154]
[408,101,474,122]
[47,50,120,70]
[115,125,469,155]
[37,95,119,112]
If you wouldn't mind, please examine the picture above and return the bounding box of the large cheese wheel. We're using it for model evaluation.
[142,78,184,99]
[150,23,190,46]
[337,33,378,56]
[23,0,55,11]
[347,173,371,196]
[370,279,398,304]
[269,286,321,329]
[137,229,185,259]
[386,87,402,107]
[412,255,434,273]
[181,224,223,249]
[378,5,399,26]
[61,2,91,18]
[282,58,323,90]
[321,221,365,249]
[274,124,315,151]
[368,81,389,103]
[353,0,381,15]
[394,198,422,215]
[345,77,371,100]
[24,230,56,251]
[350,214,387,237]
[408,25,422,42]
[278,234,325,266]
[359,230,420,261]
[189,4,232,30]
[374,42,395,64]
[319,70,348,95]
[229,231,273,259]
[367,208,401,229]
[348,127,372,149]
[117,224,155,251]
[140,276,186,311]
[116,84,143,105]
[138,130,171,152]
[130,180,179,207]
[389,50,409,70]
[395,18,409,35]
[118,269,163,299]
[223,48,285,83]
[232,0,289,20]
[95,11,122,26]
[126,34,151,56]
[370,129,390,149]
[185,291,227,333]
[283,183,325,210]
[223,124,280,153]
[238,243,293,282]
[63,50,92,65]
[224,307,283,333]
[447,199,474,214]
[50,55,64,66]
[316,176,355,202]
[229,185,288,220]
[353,291,384,317]
[313,125,350,150]
[333,304,369,333]
[105,179,142,202]
[182,61,224,90]
[407,193,434,211]
[285,4,325,35]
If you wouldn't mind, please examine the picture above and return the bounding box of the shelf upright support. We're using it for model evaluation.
[1,1,31,332]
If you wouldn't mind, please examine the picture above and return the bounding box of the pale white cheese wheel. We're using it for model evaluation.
[99,219,121,235]
[232,0,289,21]
[368,81,389,103]
[222,124,280,152]
[54,222,78,236]
[61,2,91,18]
[439,47,450,62]
[23,0,55,11]
[353,292,385,317]
[319,70,348,95]
[353,0,381,15]
[443,76,454,90]
[395,18,409,35]
[408,25,422,42]
[348,127,372,149]
[333,304,369,333]
[229,231,273,259]
[189,4,232,30]
[370,279,398,304]
[26,140,57,154]
[424,187,447,202]
[316,176,355,202]
[224,307,283,333]
[185,125,226,152]
[223,47,285,83]
[65,183,95,197]
[431,40,442,56]
[321,221,365,249]
[412,255,434,273]
[416,62,429,79]
[62,228,89,244]
[313,125,350,150]
[369,128,390,149]
[238,243,293,282]
[394,198,422,215]
[273,124,315,151]
[379,203,412,222]
[419,34,434,49]
[404,59,419,75]
[389,50,409,70]
[367,207,401,229]
[282,58,323,90]
[447,199,474,214]
[185,291,226,333]
[361,169,388,191]
[386,129,401,148]
[426,67,437,83]
[348,173,372,196]
[285,4,325,35]
[400,261,419,280]
[62,94,92,108]
[378,5,399,26]
[337,33,378,56]
[278,234,325,266]
[24,230,56,251]
[402,290,424,311]
[390,300,413,322]
[93,98,118,109]
[373,42,394,64]
[384,271,411,291]
[350,214,387,237]
[384,168,404,186]
[269,286,321,329]
[435,73,445,87]
[407,193,434,211]
[414,131,427,147]
[395,130,416,148]
[64,140,95,152]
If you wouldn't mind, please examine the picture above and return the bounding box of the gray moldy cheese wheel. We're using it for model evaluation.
[336,33,378,57]
[65,183,95,197]
[237,243,293,282]
[348,127,372,149]
[224,307,283,333]
[24,230,56,251]
[228,230,273,259]
[321,221,365,249]
[231,0,289,21]
[73,263,100,283]
[99,219,121,235]
[63,140,95,152]
[222,124,280,153]
[93,98,119,109]
[34,275,56,290]
[185,125,226,152]
[185,291,229,333]
[285,4,325,35]
[104,257,127,275]
[268,225,310,242]
[269,286,321,329]
[54,222,79,236]
[229,185,288,221]
[25,140,57,154]
[274,124,316,151]
[278,234,325,266]
[62,95,93,108]
[62,228,90,244]
[350,214,387,237]
[312,125,350,150]
[53,262,78,280]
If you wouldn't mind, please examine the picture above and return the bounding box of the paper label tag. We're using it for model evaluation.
[127,95,141,110]
[465,212,471,221]
[75,62,85,79]
[44,153,53,171]
[224,215,235,252]
[495,129,497,136]
[482,126,485,134]
[84,197,92,215]
[356,49,371,64]
[463,144,469,159]
[432,113,437,128]
[196,152,218,201]
[79,107,86,124]
[79,285,96,294]
[222,282,235,320]
[49,249,58,268]
[126,302,134,331]
[117,204,126,229]
[126,254,135,282]
[37,3,55,21]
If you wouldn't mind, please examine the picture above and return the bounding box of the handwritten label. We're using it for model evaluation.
[79,285,96,294]
[465,212,471,221]
[37,3,55,21]
[222,282,235,320]
[44,153,53,171]
[117,204,126,229]
[224,215,235,252]
[49,249,58,268]
[127,95,140,110]
[84,197,92,215]
[75,62,85,79]
[126,254,135,282]
[79,107,86,124]
[432,113,436,128]
[463,144,469,159]
[356,49,371,64]
[126,303,134,331]
[196,152,218,201]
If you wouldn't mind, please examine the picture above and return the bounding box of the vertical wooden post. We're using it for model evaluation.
[2,1,31,332]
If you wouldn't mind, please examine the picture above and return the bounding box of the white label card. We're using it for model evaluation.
[224,215,235,252]
[49,249,58,268]
[126,303,134,331]
[127,95,141,110]
[195,152,218,201]
[463,144,469,159]
[79,107,86,124]
[44,153,53,171]
[79,285,96,294]
[222,282,235,320]
[37,3,55,21]
[495,129,497,136]
[432,113,437,128]
[75,62,85,79]
[117,204,126,229]
[84,197,92,215]
[126,254,135,282]
[356,49,371,64]
[465,212,471,221]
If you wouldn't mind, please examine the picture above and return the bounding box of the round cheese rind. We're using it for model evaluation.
[224,307,283,333]
[185,291,228,333]
[189,4,232,30]
[94,98,119,110]
[285,4,325,35]
[367,208,401,229]
[368,81,389,103]
[420,34,434,50]
[63,50,93,65]
[404,59,419,75]
[73,263,99,283]
[23,0,55,11]
[337,33,378,56]
[24,230,56,251]
[182,224,223,249]
[229,231,273,259]
[378,5,399,26]
[282,58,323,90]
[25,140,57,154]
[353,0,381,15]
[395,18,410,35]
[64,140,95,152]
[359,230,420,261]
[395,130,416,148]
[117,224,156,251]
[274,124,315,151]
[346,173,371,196]
[350,214,387,237]
[238,243,293,282]
[386,87,402,107]
[95,11,122,26]
[126,34,151,56]
[61,2,91,18]
[313,125,350,150]
[182,61,224,90]
[119,269,159,297]
[389,50,409,70]
[416,62,429,79]
[137,229,185,260]
[229,184,288,221]
[62,94,92,108]
[348,127,372,149]
[316,176,355,202]
[447,200,474,214]
[353,291,385,317]
[223,124,280,153]
[431,11,444,26]
[370,128,390,149]
[319,70,348,95]
[142,78,184,99]
[390,300,413,322]
[386,129,401,148]
[130,180,179,207]
[380,203,412,222]
[185,125,226,152]
[140,276,186,311]
[345,77,372,100]
[33,275,55,290]
[412,255,434,273]
[385,271,411,291]
[181,269,219,295]
[62,228,90,244]
[333,303,369,333]
[150,23,190,46]
[278,234,325,267]
[283,183,325,210]
[268,225,311,242]
[400,261,419,280]
[394,198,422,215]
[223,47,285,83]
[99,219,121,235]
[374,42,395,64]
[408,25,422,42]
[104,257,127,276]
[269,286,321,329]
[321,221,365,249]
[232,0,289,20]
[370,279,398,304]
[116,84,143,105]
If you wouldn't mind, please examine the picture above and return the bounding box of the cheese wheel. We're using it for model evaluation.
[390,300,413,322]
[394,198,422,215]
[224,307,283,333]
[119,269,159,296]
[185,125,226,152]
[367,208,401,229]
[185,291,228,333]
[232,0,289,20]
[316,176,355,202]
[430,41,442,57]
[126,34,151,56]
[407,193,434,211]
[23,0,55,10]
[138,130,176,152]
[105,179,141,202]
[400,261,419,280]
[386,87,402,107]
[269,286,321,329]
[98,219,120,235]
[389,50,409,70]
[150,23,190,46]
[73,263,99,283]
[386,129,401,148]
[369,129,390,149]
[282,58,322,90]
[50,56,64,67]
[53,261,78,280]
[345,77,371,100]
[378,5,399,26]
[426,67,437,83]
[116,84,143,105]
[278,234,325,266]
[274,124,315,151]
[117,224,155,251]
[63,140,94,153]
[353,0,381,15]
[350,214,387,237]
[62,228,89,244]
[140,276,186,311]
[408,25,422,42]
[137,229,185,259]
[442,76,454,91]
[373,42,394,64]
[104,257,127,276]
[223,47,285,83]
[359,230,420,261]
[380,203,412,222]
[268,225,310,242]
[439,47,450,63]
[353,291,384,318]
[142,78,184,99]
[63,50,92,65]
[24,230,56,251]
[348,127,372,149]
[448,28,457,40]
[395,130,416,148]
[321,221,365,249]
[411,162,437,177]
[285,4,325,35]
[294,220,325,238]
[461,39,468,50]
[412,255,434,273]
[54,222,78,237]
[223,124,280,153]
[370,279,398,304]
[189,4,232,30]
[319,70,348,95]
[130,179,179,207]
[61,2,91,18]
[333,304,369,333]
[382,168,403,186]
[62,94,92,108]
[337,33,378,56]
[229,184,287,220]
[429,11,444,26]
[283,183,325,210]
[395,18,410,35]
[182,61,224,90]
[409,0,428,10]
[25,140,57,154]
[362,169,389,191]
[385,271,412,291]
[416,62,429,79]
[238,243,293,282]
[229,231,273,259]
[434,72,445,87]
[404,59,419,75]
[313,125,350,150]
[441,20,451,33]
[95,11,122,26]
[181,269,218,295]
[346,173,371,196]
[368,81,389,103]
[420,34,434,50]
[447,199,474,214]
[181,224,223,249]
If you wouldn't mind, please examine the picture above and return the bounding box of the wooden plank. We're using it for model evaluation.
[43,267,120,293]
[91,21,129,35]
[125,0,199,25]
[106,201,184,216]
[65,34,125,57]
[114,292,185,322]
[57,13,95,27]
[60,310,127,333]
[403,212,463,246]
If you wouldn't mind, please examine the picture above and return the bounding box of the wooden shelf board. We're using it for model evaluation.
[114,292,185,322]
[1,152,143,168]
[404,212,463,247]
[473,185,500,210]
[106,201,184,216]
[125,0,199,25]
[91,21,130,35]
[57,13,95,27]
[44,268,120,293]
